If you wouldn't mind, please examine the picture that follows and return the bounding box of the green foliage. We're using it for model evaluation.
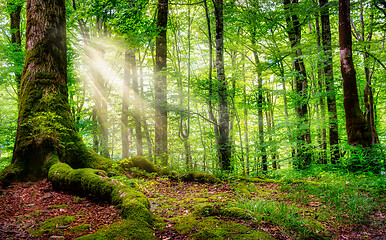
[0,156,12,171]
[232,199,326,239]
[341,144,385,174]
[180,172,221,184]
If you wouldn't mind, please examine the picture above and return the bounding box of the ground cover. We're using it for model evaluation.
[0,171,385,239]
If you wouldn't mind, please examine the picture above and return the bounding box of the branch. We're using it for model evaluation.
[356,50,386,70]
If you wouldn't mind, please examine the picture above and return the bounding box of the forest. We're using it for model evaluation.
[0,0,385,239]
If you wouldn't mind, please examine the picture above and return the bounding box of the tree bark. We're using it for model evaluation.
[339,0,372,147]
[1,0,112,185]
[155,0,168,166]
[214,0,231,171]
[284,0,312,168]
[320,0,340,163]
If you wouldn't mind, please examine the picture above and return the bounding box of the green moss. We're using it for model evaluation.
[171,215,198,234]
[48,162,153,236]
[194,204,251,220]
[191,216,251,240]
[119,156,158,173]
[31,215,75,235]
[75,219,155,240]
[180,172,221,184]
[47,204,69,209]
[70,223,90,234]
[153,215,167,231]
[232,230,275,240]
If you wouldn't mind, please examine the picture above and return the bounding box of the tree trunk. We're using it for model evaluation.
[339,0,372,147]
[155,0,168,166]
[284,0,312,169]
[129,50,144,156]
[314,8,328,164]
[9,1,23,88]
[214,0,231,171]
[320,0,340,163]
[122,50,130,159]
[1,0,112,185]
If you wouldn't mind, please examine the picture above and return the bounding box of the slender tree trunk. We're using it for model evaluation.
[320,0,340,163]
[9,1,23,88]
[314,8,328,164]
[122,50,130,159]
[155,0,168,166]
[203,0,220,152]
[339,0,372,147]
[251,39,267,171]
[214,0,231,171]
[284,0,311,168]
[129,49,144,156]
[242,57,249,175]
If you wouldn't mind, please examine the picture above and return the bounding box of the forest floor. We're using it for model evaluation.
[0,175,385,239]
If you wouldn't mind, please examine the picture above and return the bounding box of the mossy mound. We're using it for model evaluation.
[48,162,153,231]
[70,223,91,234]
[119,156,159,173]
[31,215,75,235]
[180,172,221,184]
[76,219,155,240]
[194,203,252,220]
[171,215,261,239]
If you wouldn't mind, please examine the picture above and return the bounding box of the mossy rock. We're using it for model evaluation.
[31,215,75,235]
[76,219,155,240]
[119,156,158,174]
[194,204,252,220]
[180,172,221,184]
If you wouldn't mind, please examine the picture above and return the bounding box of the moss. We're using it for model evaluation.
[180,172,221,184]
[70,223,90,234]
[153,215,167,231]
[47,204,69,209]
[232,230,275,240]
[171,214,198,234]
[48,162,153,236]
[119,156,158,173]
[75,219,155,240]
[191,216,252,240]
[31,215,75,235]
[194,204,251,220]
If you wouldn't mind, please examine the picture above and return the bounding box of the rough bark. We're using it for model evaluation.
[1,0,112,185]
[214,0,231,171]
[284,0,312,168]
[320,0,340,163]
[339,0,372,147]
[155,0,168,166]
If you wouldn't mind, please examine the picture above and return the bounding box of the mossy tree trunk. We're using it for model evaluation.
[1,0,112,185]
